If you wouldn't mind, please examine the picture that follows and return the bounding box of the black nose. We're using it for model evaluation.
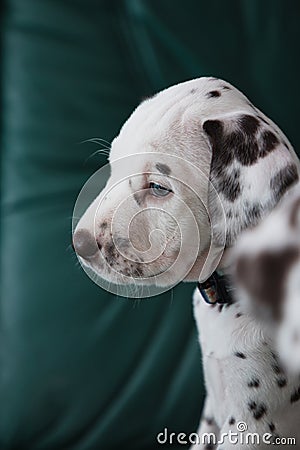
[73,229,98,259]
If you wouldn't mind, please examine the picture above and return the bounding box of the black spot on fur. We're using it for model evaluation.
[248,378,260,388]
[204,114,264,174]
[260,130,279,156]
[236,248,300,320]
[105,243,115,257]
[268,422,276,432]
[203,114,290,172]
[272,364,284,375]
[235,352,246,359]
[217,168,241,202]
[218,304,224,312]
[248,400,257,410]
[252,403,267,420]
[156,162,171,175]
[235,312,243,318]
[133,192,143,206]
[204,444,214,450]
[246,204,262,222]
[100,221,108,229]
[96,239,102,251]
[291,386,300,403]
[133,266,143,277]
[190,88,197,94]
[205,417,215,426]
[207,90,221,98]
[270,164,299,202]
[253,407,266,420]
[229,417,236,425]
[239,115,260,135]
[203,119,224,145]
[222,85,231,90]
[277,377,287,388]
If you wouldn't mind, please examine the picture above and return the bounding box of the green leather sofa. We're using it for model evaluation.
[1,1,299,449]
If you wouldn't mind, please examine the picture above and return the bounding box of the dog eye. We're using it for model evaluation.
[149,182,172,197]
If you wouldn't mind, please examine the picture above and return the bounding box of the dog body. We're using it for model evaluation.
[73,78,300,449]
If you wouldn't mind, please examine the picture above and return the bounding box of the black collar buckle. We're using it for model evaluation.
[197,271,233,305]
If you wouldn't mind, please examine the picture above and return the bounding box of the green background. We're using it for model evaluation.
[1,1,300,449]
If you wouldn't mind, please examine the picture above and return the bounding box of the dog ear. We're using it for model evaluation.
[202,113,299,246]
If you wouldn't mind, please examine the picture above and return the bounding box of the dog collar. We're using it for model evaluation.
[197,271,233,305]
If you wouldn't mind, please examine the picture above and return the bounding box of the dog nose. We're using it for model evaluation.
[73,229,98,259]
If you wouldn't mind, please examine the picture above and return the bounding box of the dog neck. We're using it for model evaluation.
[198,247,234,305]
[184,246,234,305]
[197,270,234,305]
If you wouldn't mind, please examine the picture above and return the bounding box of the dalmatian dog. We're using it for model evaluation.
[233,184,300,374]
[73,77,300,449]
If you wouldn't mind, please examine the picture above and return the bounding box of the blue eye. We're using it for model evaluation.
[149,182,172,197]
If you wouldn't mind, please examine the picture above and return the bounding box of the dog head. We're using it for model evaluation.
[73,77,299,293]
